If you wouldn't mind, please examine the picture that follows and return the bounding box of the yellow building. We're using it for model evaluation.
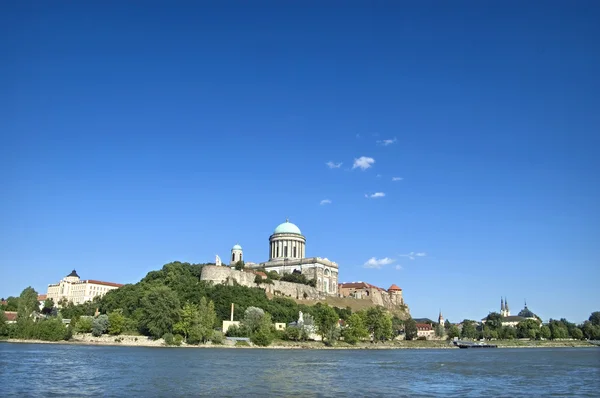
[46,270,123,305]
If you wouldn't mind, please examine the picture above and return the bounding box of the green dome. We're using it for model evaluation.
[273,220,302,235]
[232,244,242,250]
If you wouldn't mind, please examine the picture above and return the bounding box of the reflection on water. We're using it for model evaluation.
[1,343,599,397]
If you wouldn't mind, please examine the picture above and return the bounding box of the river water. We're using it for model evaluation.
[1,343,599,397]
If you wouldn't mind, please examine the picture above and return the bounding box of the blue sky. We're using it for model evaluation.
[1,1,599,323]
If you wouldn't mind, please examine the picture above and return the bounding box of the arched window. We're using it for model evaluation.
[232,253,235,262]
[324,268,330,276]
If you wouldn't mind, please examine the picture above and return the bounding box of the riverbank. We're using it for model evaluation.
[2,335,597,349]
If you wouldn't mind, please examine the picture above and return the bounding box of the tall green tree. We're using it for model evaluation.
[516,319,540,339]
[0,308,8,337]
[539,325,551,340]
[343,312,369,344]
[460,320,478,339]
[589,311,600,326]
[18,287,39,318]
[107,309,127,335]
[485,312,503,330]
[41,298,55,315]
[139,285,180,339]
[365,307,393,342]
[174,302,200,341]
[197,297,217,343]
[313,304,339,343]
[404,318,418,340]
[447,325,460,339]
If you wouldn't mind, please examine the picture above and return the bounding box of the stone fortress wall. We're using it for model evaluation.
[200,266,410,314]
[200,266,324,300]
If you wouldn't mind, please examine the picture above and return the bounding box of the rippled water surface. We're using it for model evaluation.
[1,343,599,397]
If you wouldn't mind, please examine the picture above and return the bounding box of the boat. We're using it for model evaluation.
[453,340,497,349]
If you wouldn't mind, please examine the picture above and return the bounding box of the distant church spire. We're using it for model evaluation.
[501,297,505,312]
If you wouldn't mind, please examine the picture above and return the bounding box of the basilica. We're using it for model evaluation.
[224,220,339,295]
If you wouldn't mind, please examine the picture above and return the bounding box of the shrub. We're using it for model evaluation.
[211,331,224,344]
[173,334,183,346]
[92,315,109,337]
[75,317,93,334]
[226,324,250,337]
[283,326,302,341]
[163,333,174,345]
[235,340,250,347]
[251,329,273,346]
[36,319,67,341]
[417,336,427,341]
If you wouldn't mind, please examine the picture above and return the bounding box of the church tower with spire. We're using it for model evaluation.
[438,310,445,328]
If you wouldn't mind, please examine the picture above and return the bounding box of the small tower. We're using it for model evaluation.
[230,244,243,266]
[500,297,505,316]
[504,297,510,316]
[438,310,445,328]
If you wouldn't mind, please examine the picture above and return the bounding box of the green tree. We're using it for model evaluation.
[173,302,200,341]
[197,297,217,343]
[570,327,583,340]
[92,314,109,337]
[485,312,503,330]
[313,304,339,343]
[75,316,93,333]
[539,325,551,339]
[404,318,418,340]
[0,308,8,337]
[250,312,274,347]
[139,285,180,339]
[107,309,126,335]
[460,320,478,339]
[581,321,600,340]
[18,287,39,319]
[589,311,600,326]
[243,306,266,334]
[548,319,569,339]
[35,318,67,341]
[41,298,55,315]
[2,296,19,311]
[447,325,460,339]
[501,326,517,340]
[234,261,245,271]
[516,319,540,339]
[343,312,369,344]
[365,307,392,342]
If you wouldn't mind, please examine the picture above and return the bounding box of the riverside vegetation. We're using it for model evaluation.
[1,261,600,347]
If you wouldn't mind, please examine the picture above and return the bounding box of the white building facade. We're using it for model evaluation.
[46,270,124,305]
[232,220,339,295]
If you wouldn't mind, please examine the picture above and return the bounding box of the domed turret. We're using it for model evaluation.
[230,243,243,266]
[269,219,306,261]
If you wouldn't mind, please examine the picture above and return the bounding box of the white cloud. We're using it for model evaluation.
[363,257,395,269]
[377,138,397,146]
[352,156,375,170]
[399,252,427,260]
[392,177,403,181]
[319,199,332,205]
[365,192,385,198]
[395,265,403,270]
[326,161,342,169]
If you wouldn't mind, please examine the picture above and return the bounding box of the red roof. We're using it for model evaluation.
[37,294,47,301]
[416,323,433,331]
[85,280,124,288]
[339,282,385,291]
[4,311,17,321]
[388,284,402,291]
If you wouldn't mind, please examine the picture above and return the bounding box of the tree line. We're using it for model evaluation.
[2,261,599,345]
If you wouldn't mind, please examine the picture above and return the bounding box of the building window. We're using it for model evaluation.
[232,253,235,262]
[293,247,297,257]
[276,246,279,257]
[284,247,288,257]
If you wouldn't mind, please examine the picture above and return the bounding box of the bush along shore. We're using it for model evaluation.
[2,262,600,348]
